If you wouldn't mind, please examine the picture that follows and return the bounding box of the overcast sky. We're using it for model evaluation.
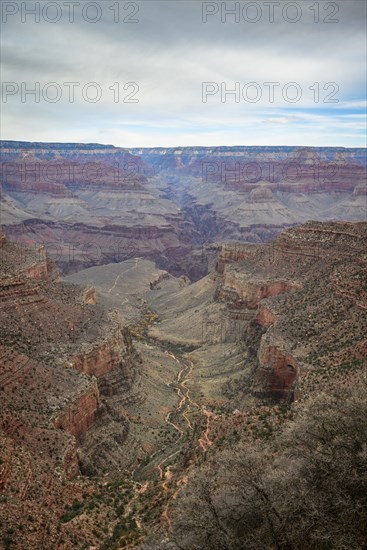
[1,0,366,147]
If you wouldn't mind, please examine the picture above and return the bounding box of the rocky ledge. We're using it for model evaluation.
[0,233,142,480]
[214,221,367,402]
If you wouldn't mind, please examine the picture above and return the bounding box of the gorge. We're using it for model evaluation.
[0,141,366,549]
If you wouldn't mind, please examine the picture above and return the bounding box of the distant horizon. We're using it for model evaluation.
[1,139,366,150]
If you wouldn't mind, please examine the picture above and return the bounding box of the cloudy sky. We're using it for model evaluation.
[1,0,366,147]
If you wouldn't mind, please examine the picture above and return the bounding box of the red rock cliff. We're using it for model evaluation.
[256,334,300,401]
[218,269,298,309]
[53,379,100,440]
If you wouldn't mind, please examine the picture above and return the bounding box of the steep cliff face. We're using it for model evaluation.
[218,269,298,309]
[212,240,299,360]
[53,379,100,439]
[256,335,300,401]
[0,234,140,467]
[256,303,277,327]
[69,320,138,396]
[212,222,367,402]
[70,326,124,379]
[215,243,254,274]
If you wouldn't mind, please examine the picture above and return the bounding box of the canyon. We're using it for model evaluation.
[1,219,366,548]
[64,220,366,547]
[0,139,366,549]
[0,232,145,546]
[1,142,366,280]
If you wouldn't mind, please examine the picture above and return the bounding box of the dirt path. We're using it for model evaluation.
[164,354,218,452]
[108,258,140,294]
[124,347,220,533]
[157,351,219,525]
[181,359,218,451]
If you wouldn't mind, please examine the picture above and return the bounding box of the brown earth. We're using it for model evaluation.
[0,218,366,548]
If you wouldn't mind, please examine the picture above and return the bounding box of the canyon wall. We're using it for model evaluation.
[214,221,367,402]
[256,303,277,328]
[217,270,298,309]
[256,335,300,401]
[53,379,101,439]
[2,142,366,280]
[70,326,125,379]
[0,233,140,480]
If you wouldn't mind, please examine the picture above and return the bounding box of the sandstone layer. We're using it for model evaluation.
[2,142,366,281]
[219,221,367,402]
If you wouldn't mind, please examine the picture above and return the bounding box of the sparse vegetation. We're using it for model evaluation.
[167,379,367,550]
[1,220,366,548]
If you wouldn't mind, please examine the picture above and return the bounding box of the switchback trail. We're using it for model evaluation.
[126,344,220,534]
[156,350,219,526]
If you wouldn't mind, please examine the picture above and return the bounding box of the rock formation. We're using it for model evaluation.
[132,145,367,246]
[0,232,142,546]
[214,221,367,402]
[0,141,193,276]
[1,142,366,282]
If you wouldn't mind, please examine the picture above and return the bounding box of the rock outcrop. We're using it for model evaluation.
[256,303,277,327]
[0,231,140,448]
[212,221,367,402]
[53,379,101,439]
[217,269,298,309]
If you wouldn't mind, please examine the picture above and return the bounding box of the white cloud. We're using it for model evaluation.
[1,0,366,147]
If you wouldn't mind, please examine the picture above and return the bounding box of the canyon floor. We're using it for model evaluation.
[63,258,253,546]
